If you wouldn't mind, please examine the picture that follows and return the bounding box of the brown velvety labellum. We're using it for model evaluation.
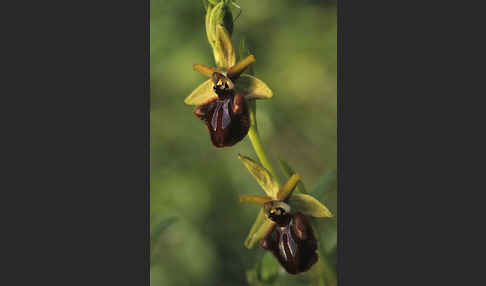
[194,92,250,148]
[260,212,318,274]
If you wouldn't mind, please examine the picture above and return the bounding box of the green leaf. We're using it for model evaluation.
[315,252,338,286]
[320,218,337,253]
[184,79,217,106]
[151,217,178,243]
[309,255,326,286]
[257,252,280,284]
[239,39,255,76]
[238,154,279,198]
[246,269,261,286]
[288,194,333,218]
[278,158,307,194]
[246,251,280,286]
[201,0,209,11]
[235,74,274,100]
[244,209,275,249]
[312,169,336,199]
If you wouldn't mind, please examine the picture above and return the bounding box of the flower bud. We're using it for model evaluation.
[210,1,233,36]
[206,1,235,68]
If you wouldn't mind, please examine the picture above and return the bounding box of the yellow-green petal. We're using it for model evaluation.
[227,54,256,79]
[184,79,217,106]
[278,158,307,194]
[238,154,279,198]
[277,173,300,201]
[234,74,274,100]
[239,194,273,205]
[244,209,275,249]
[193,64,220,78]
[288,194,333,218]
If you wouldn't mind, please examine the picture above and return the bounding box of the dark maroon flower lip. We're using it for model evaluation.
[261,211,318,274]
[194,83,250,148]
[190,70,251,148]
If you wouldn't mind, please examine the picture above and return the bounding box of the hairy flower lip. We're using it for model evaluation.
[193,89,250,148]
[261,212,318,275]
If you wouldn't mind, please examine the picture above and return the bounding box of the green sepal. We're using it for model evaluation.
[238,153,279,198]
[235,74,274,100]
[288,194,333,218]
[184,79,217,106]
[244,209,274,249]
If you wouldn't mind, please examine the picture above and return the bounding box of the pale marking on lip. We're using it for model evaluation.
[222,98,231,129]
[211,101,223,131]
[278,219,297,262]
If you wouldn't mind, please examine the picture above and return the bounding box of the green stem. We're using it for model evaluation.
[247,100,281,188]
[318,252,337,286]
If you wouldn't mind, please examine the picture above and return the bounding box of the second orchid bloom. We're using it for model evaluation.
[238,154,333,274]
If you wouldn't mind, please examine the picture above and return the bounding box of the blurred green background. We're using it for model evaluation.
[150,0,337,285]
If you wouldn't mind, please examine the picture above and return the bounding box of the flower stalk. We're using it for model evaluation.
[247,100,281,188]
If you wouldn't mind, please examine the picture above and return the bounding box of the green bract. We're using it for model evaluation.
[244,209,273,249]
[238,154,279,198]
[206,0,234,68]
